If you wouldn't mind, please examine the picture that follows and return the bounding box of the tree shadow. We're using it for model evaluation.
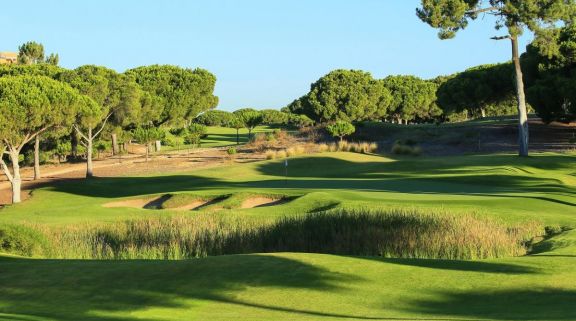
[357,257,539,274]
[403,288,576,320]
[0,254,364,321]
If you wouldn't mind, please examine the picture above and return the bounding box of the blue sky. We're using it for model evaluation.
[0,0,532,111]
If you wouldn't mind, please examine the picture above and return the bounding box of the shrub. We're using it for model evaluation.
[276,150,287,159]
[0,225,47,257]
[317,143,330,152]
[227,147,237,155]
[326,121,356,142]
[265,150,276,160]
[392,140,422,156]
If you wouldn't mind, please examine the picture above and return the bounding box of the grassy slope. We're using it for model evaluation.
[0,151,575,320]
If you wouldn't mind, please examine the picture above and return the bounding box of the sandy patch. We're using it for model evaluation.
[103,196,168,209]
[170,200,212,211]
[241,197,287,209]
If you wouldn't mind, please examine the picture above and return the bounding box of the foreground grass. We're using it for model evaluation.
[0,246,574,321]
[0,151,575,320]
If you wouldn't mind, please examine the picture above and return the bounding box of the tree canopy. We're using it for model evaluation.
[326,121,356,142]
[304,70,392,122]
[382,75,441,123]
[523,24,576,122]
[436,63,516,118]
[0,75,91,202]
[126,65,219,126]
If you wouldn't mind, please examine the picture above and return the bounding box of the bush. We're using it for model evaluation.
[392,140,422,156]
[227,147,237,155]
[0,225,47,257]
[23,149,51,166]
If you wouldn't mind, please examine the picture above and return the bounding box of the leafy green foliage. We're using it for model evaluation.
[0,76,84,148]
[132,127,165,145]
[436,63,517,118]
[382,75,441,122]
[301,69,392,122]
[196,110,235,127]
[326,121,355,141]
[126,65,219,125]
[234,109,263,135]
[17,41,45,64]
[260,109,289,125]
[523,25,576,122]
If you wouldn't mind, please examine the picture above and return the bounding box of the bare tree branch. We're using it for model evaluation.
[93,112,114,139]
[73,124,90,143]
[0,146,13,183]
[467,6,498,15]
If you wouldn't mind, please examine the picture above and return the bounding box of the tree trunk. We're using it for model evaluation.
[111,133,119,155]
[145,144,149,162]
[480,108,486,118]
[511,35,529,157]
[236,129,240,145]
[71,129,78,158]
[9,151,21,204]
[34,135,41,180]
[86,128,94,178]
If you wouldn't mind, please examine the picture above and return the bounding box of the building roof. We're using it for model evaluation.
[0,52,18,59]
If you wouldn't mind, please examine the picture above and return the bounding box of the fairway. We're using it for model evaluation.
[1,151,575,320]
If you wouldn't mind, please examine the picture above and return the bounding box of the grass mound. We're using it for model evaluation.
[6,209,543,260]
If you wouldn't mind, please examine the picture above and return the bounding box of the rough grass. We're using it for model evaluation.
[4,209,542,260]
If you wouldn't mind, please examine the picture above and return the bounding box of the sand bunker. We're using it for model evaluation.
[103,195,169,209]
[170,200,212,211]
[241,197,287,209]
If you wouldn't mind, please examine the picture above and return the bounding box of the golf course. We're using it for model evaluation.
[1,146,575,320]
[3,1,576,320]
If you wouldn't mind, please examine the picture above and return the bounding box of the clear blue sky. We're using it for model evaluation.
[0,0,531,111]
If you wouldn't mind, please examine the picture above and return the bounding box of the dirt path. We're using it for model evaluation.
[0,147,263,205]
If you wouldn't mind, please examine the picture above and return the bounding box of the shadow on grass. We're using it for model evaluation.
[404,288,576,320]
[360,257,538,274]
[0,254,362,321]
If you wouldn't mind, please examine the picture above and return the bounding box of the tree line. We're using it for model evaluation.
[0,43,220,203]
[284,24,576,127]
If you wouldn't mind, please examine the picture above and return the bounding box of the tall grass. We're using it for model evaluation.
[2,209,542,260]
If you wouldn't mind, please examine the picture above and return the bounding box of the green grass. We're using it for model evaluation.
[162,125,277,151]
[0,151,575,320]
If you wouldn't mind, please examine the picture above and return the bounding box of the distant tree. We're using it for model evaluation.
[0,64,64,78]
[126,65,219,126]
[0,76,83,203]
[45,53,59,66]
[17,41,44,65]
[60,65,143,176]
[234,108,263,139]
[436,63,517,119]
[132,126,165,162]
[0,63,66,180]
[260,109,289,125]
[228,116,245,145]
[196,110,235,127]
[417,0,576,156]
[523,25,576,123]
[305,69,392,122]
[289,114,315,128]
[381,75,440,124]
[326,121,356,142]
[17,41,59,66]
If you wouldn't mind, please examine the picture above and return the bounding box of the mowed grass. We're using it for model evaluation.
[162,125,276,151]
[0,151,575,320]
